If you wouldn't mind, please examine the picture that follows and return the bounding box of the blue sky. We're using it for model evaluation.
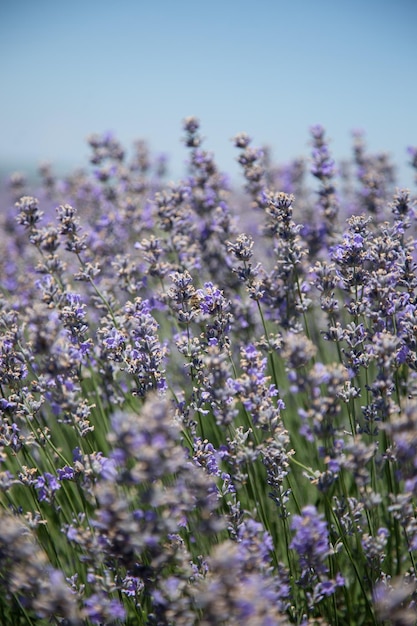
[1,0,416,186]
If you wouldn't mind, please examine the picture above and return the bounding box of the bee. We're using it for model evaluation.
[189,292,203,309]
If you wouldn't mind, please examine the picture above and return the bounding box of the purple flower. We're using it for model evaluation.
[15,195,43,229]
[72,447,83,463]
[237,517,274,566]
[35,472,61,502]
[83,593,126,624]
[121,575,143,597]
[57,465,75,481]
[290,505,345,607]
[290,505,331,576]
[228,343,283,430]
[318,573,345,597]
[192,437,235,494]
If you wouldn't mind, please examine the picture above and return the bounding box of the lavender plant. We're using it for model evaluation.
[0,117,416,625]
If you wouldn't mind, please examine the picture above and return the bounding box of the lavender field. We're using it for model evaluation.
[1,117,417,625]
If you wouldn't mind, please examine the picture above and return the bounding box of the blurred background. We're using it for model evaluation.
[1,0,416,186]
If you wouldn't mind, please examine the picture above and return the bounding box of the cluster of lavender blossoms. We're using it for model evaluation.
[1,117,417,625]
